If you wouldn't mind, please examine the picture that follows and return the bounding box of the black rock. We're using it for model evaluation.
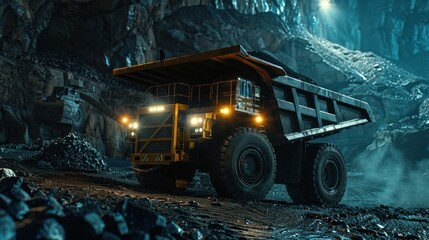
[63,198,103,215]
[26,195,63,209]
[166,221,184,236]
[100,231,122,240]
[0,193,12,208]
[17,218,65,240]
[31,189,47,198]
[6,201,30,221]
[153,234,175,240]
[103,212,129,236]
[7,185,31,201]
[21,181,40,196]
[185,228,203,240]
[0,209,15,240]
[43,205,66,219]
[122,231,150,240]
[115,198,166,234]
[205,235,219,240]
[0,177,24,193]
[0,168,16,180]
[61,212,105,239]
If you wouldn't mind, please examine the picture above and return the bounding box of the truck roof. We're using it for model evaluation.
[113,45,286,85]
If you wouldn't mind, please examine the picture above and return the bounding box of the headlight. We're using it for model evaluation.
[220,107,230,115]
[128,122,139,129]
[130,131,135,137]
[121,116,129,124]
[255,116,263,124]
[193,127,203,133]
[190,117,203,126]
[149,105,165,112]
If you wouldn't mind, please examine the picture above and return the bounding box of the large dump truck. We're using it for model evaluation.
[113,45,374,205]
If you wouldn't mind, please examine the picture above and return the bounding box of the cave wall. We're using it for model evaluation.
[300,0,429,78]
[3,0,427,78]
[0,0,429,160]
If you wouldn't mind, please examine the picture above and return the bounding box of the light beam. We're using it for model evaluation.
[320,0,331,10]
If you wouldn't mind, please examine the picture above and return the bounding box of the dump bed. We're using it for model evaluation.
[113,45,374,143]
[270,76,374,142]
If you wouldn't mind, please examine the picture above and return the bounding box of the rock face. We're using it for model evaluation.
[0,0,53,56]
[209,0,429,78]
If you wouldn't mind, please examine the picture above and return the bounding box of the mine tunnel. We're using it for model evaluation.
[0,1,428,239]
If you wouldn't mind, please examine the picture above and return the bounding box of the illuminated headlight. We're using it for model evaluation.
[121,116,129,124]
[190,117,203,126]
[220,107,230,115]
[255,116,263,124]
[149,105,165,112]
[130,131,135,137]
[193,128,203,133]
[128,122,139,129]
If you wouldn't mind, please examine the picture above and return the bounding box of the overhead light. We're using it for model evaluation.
[320,0,331,10]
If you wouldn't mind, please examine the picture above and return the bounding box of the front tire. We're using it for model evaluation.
[72,105,85,132]
[286,144,346,205]
[210,128,276,201]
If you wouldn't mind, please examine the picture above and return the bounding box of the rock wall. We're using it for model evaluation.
[210,0,429,78]
[0,0,429,161]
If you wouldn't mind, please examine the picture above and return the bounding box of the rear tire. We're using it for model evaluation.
[135,165,196,192]
[286,144,346,205]
[210,128,276,201]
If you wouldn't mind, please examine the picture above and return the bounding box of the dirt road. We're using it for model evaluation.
[1,151,428,239]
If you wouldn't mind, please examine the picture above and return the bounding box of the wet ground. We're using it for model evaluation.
[1,148,428,239]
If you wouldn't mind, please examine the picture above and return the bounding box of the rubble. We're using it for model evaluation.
[0,168,16,180]
[28,133,110,172]
[0,175,206,240]
[0,209,15,240]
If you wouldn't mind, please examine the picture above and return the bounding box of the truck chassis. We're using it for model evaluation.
[113,46,374,205]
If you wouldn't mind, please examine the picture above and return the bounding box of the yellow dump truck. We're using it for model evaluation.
[113,46,374,205]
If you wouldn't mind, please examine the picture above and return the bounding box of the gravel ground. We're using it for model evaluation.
[0,151,428,239]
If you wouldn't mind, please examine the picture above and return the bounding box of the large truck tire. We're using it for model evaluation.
[286,143,346,205]
[210,128,276,201]
[135,165,196,191]
[72,105,85,132]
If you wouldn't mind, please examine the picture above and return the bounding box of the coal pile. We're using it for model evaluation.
[29,133,109,172]
[0,172,206,240]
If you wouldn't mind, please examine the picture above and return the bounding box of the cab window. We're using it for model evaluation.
[239,80,253,98]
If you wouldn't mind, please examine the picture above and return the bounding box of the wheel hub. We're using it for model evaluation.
[322,159,340,192]
[74,109,81,122]
[237,148,264,186]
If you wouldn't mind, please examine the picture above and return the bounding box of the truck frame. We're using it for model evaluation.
[113,46,374,205]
